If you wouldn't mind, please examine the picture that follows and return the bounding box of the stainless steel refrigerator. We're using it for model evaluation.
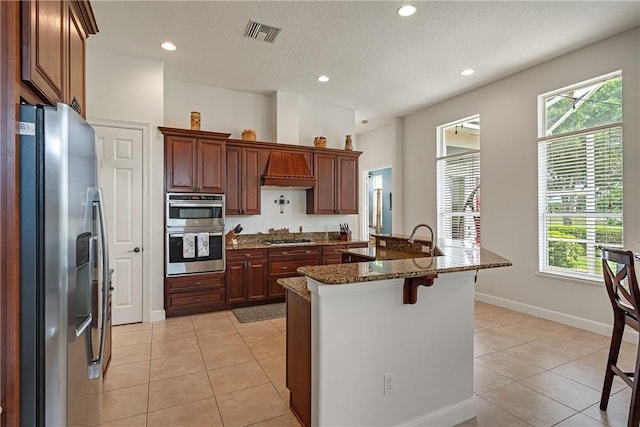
[20,103,110,426]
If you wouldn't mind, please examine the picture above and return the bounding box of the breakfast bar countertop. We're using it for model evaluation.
[298,243,512,285]
[342,246,435,261]
[277,276,310,302]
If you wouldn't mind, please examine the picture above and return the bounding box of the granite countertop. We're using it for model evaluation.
[343,246,431,261]
[226,239,369,251]
[298,244,511,285]
[277,276,311,302]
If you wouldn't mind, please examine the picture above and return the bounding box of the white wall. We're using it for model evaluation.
[85,47,166,321]
[357,119,405,237]
[401,28,640,329]
[357,122,393,238]
[298,98,355,150]
[164,79,274,141]
[358,122,394,171]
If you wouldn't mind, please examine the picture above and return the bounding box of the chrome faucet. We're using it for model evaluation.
[408,223,436,256]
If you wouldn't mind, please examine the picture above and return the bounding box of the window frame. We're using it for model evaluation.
[537,71,623,281]
[436,115,481,248]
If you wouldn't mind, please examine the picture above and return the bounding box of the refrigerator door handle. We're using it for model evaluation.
[88,187,110,380]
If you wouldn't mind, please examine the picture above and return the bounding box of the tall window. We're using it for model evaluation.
[437,116,480,247]
[538,72,622,280]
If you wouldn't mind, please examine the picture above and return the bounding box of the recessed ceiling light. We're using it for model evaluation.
[317,75,330,83]
[461,68,475,76]
[161,42,176,51]
[397,5,417,17]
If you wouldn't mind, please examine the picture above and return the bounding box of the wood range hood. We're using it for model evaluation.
[262,151,316,188]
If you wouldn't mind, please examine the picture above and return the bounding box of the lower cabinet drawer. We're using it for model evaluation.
[166,272,224,292]
[270,258,320,274]
[322,256,343,265]
[322,245,347,257]
[167,289,225,309]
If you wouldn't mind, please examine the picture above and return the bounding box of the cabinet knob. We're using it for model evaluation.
[282,251,288,255]
[244,254,251,258]
[305,250,312,254]
[281,266,288,270]
[193,297,202,302]
[194,281,201,285]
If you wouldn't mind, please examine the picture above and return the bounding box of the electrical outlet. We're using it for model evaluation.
[422,245,430,253]
[384,373,393,394]
[380,240,387,247]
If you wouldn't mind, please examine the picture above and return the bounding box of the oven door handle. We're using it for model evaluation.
[168,231,223,238]
[168,203,224,208]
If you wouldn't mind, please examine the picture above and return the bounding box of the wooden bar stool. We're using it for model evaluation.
[600,247,640,427]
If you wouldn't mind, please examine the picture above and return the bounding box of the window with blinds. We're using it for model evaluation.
[538,72,622,280]
[437,116,480,247]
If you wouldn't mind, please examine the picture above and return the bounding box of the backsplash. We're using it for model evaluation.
[235,229,343,244]
[225,188,358,237]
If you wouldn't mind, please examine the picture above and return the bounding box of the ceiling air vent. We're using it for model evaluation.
[244,20,281,43]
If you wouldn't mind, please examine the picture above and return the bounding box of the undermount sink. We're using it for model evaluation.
[263,239,312,245]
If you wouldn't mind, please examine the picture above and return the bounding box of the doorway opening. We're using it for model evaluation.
[366,167,392,243]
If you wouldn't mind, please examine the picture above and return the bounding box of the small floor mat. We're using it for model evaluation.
[232,302,286,323]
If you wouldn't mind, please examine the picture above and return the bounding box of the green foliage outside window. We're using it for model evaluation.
[541,74,623,276]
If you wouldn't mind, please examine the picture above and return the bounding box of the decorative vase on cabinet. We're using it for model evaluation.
[344,135,353,151]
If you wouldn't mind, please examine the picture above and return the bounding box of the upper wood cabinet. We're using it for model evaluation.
[226,142,269,215]
[337,155,359,214]
[307,152,360,214]
[21,0,98,117]
[160,127,230,194]
[67,1,90,115]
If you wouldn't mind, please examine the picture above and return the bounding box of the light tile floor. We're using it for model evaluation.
[102,302,637,426]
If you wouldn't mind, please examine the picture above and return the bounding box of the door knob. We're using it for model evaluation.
[129,247,141,253]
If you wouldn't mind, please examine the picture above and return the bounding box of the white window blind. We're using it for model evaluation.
[437,150,480,246]
[538,124,623,279]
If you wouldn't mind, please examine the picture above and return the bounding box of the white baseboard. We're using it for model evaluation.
[475,292,638,342]
[149,309,166,323]
[398,397,476,427]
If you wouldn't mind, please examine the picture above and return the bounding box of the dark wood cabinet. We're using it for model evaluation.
[308,153,336,214]
[21,0,97,116]
[337,155,359,214]
[164,272,226,317]
[323,242,368,264]
[286,289,312,427]
[226,143,268,215]
[268,247,320,297]
[21,0,65,105]
[342,252,374,263]
[226,249,268,303]
[160,127,230,193]
[322,244,346,265]
[67,1,88,116]
[198,138,226,193]
[307,152,360,214]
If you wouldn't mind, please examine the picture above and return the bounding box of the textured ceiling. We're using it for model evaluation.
[88,1,640,133]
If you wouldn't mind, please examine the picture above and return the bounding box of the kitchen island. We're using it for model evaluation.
[280,242,511,427]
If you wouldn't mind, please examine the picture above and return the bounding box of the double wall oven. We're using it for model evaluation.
[165,193,225,276]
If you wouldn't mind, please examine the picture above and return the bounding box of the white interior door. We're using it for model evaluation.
[94,125,143,325]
